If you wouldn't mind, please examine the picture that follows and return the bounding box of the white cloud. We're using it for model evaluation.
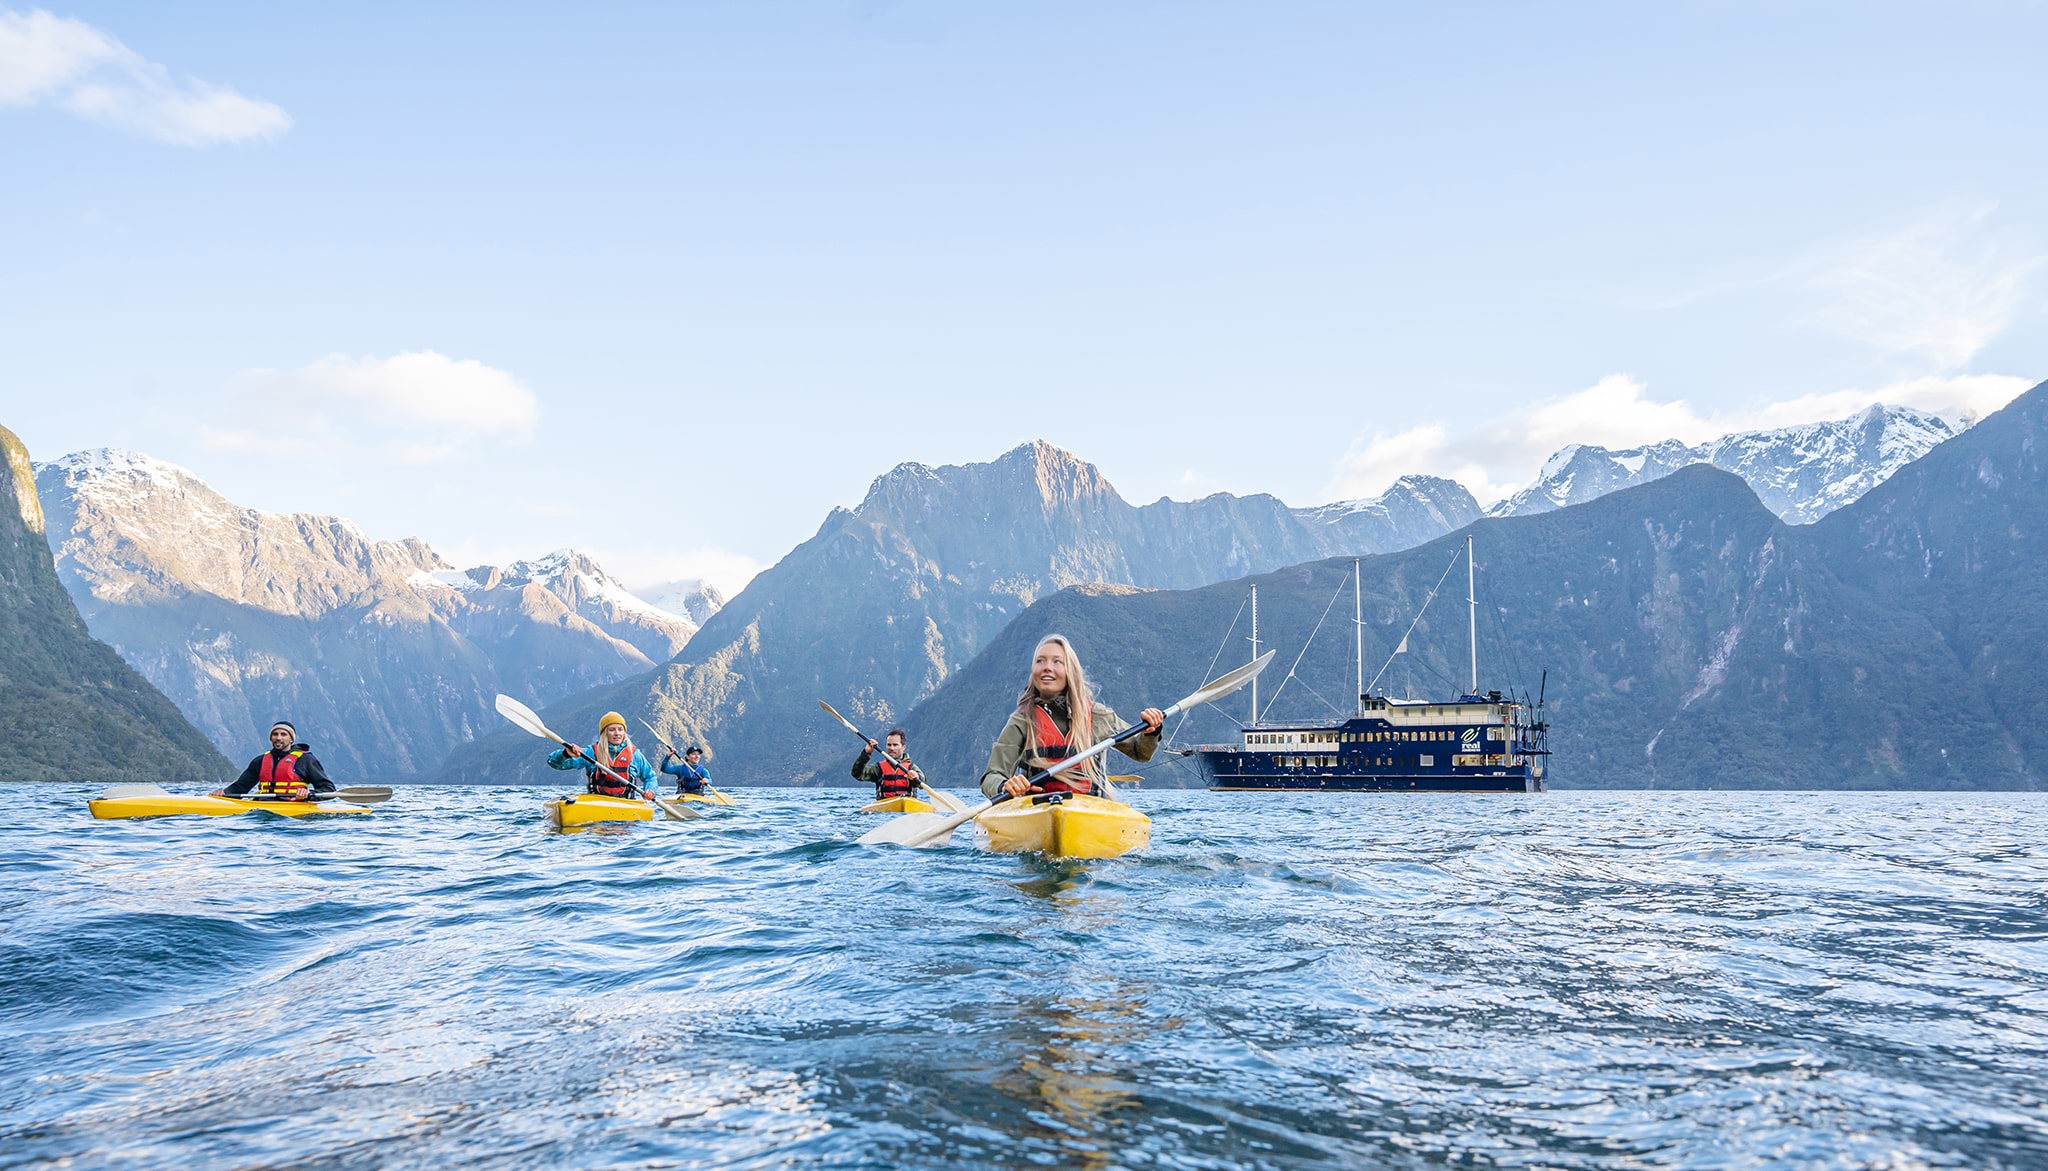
[1803,206,2043,371]
[1326,423,1520,506]
[266,352,540,433]
[0,7,288,145]
[1325,371,2039,507]
[207,351,539,463]
[1514,374,1720,453]
[617,549,765,603]
[1741,374,2034,430]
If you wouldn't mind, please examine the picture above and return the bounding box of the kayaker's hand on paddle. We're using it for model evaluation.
[865,739,878,755]
[1002,773,1033,797]
[1140,707,1164,734]
[562,742,583,759]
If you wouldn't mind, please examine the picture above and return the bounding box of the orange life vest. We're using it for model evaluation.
[255,750,310,800]
[876,753,916,798]
[586,742,637,797]
[1026,704,1093,796]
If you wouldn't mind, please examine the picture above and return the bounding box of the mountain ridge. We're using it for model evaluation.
[35,448,699,776]
[0,427,232,783]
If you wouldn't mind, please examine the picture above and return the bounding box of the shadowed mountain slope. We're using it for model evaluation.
[444,441,1480,785]
[0,426,230,784]
[903,392,2048,790]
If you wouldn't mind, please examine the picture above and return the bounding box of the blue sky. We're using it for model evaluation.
[4,2,2043,596]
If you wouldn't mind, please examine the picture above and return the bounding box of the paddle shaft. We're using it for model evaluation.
[885,710,1165,848]
[868,650,1276,849]
[638,718,724,798]
[820,698,946,803]
[818,700,914,770]
[494,694,692,818]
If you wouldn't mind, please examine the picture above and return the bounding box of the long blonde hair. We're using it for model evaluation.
[1017,634,1096,778]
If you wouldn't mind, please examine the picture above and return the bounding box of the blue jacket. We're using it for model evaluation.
[661,757,712,785]
[548,741,657,790]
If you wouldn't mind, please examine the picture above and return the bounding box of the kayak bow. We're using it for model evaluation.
[860,795,934,814]
[545,793,656,828]
[88,784,371,820]
[978,791,1150,859]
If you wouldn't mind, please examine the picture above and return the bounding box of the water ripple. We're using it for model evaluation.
[2,786,2045,1168]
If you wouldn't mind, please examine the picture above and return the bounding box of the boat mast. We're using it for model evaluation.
[1353,558,1363,713]
[1249,584,1260,723]
[1466,534,1478,695]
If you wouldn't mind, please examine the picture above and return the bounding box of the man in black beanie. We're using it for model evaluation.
[213,720,338,801]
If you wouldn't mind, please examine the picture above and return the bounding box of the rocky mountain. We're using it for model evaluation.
[1810,379,2048,778]
[35,450,697,777]
[0,426,230,784]
[901,382,2048,790]
[443,440,1482,785]
[632,578,726,628]
[459,549,697,663]
[1491,404,1962,524]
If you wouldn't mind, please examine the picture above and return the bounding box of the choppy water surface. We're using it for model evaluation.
[3,787,2046,1169]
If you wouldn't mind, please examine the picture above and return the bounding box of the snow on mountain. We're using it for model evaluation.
[495,548,697,661]
[1489,405,1965,524]
[633,578,727,628]
[1304,475,1481,541]
[32,448,693,775]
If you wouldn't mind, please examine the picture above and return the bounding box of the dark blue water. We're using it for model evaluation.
[3,787,2045,1169]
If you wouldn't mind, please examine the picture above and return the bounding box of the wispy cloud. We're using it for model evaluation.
[1327,422,1520,506]
[1802,205,2043,370]
[208,351,539,462]
[1325,372,2037,505]
[617,549,766,603]
[0,7,289,145]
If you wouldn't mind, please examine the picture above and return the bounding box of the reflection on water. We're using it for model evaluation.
[2,786,2046,1168]
[1003,988,1155,1170]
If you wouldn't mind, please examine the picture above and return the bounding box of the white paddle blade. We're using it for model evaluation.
[655,799,703,822]
[921,786,970,814]
[818,700,864,737]
[857,811,962,847]
[494,693,556,741]
[1174,650,1277,713]
[101,783,171,799]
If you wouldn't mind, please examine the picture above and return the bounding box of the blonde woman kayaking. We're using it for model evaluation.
[979,635,1163,799]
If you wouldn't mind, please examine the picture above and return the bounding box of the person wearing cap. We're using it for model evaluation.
[215,721,337,801]
[660,744,713,796]
[548,711,657,798]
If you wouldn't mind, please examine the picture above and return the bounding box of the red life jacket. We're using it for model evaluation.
[586,742,637,797]
[256,750,310,800]
[876,753,916,798]
[1025,704,1093,796]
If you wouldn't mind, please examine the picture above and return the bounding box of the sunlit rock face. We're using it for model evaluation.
[35,448,696,777]
[444,440,1482,787]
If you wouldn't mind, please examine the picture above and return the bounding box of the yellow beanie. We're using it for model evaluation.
[599,711,626,732]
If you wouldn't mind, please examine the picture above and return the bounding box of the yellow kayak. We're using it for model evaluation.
[88,784,371,820]
[545,793,655,828]
[978,792,1151,860]
[860,796,934,814]
[673,789,736,806]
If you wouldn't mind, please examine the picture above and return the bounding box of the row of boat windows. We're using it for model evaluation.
[1270,755,1437,769]
[1262,753,1518,770]
[1245,729,1502,746]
